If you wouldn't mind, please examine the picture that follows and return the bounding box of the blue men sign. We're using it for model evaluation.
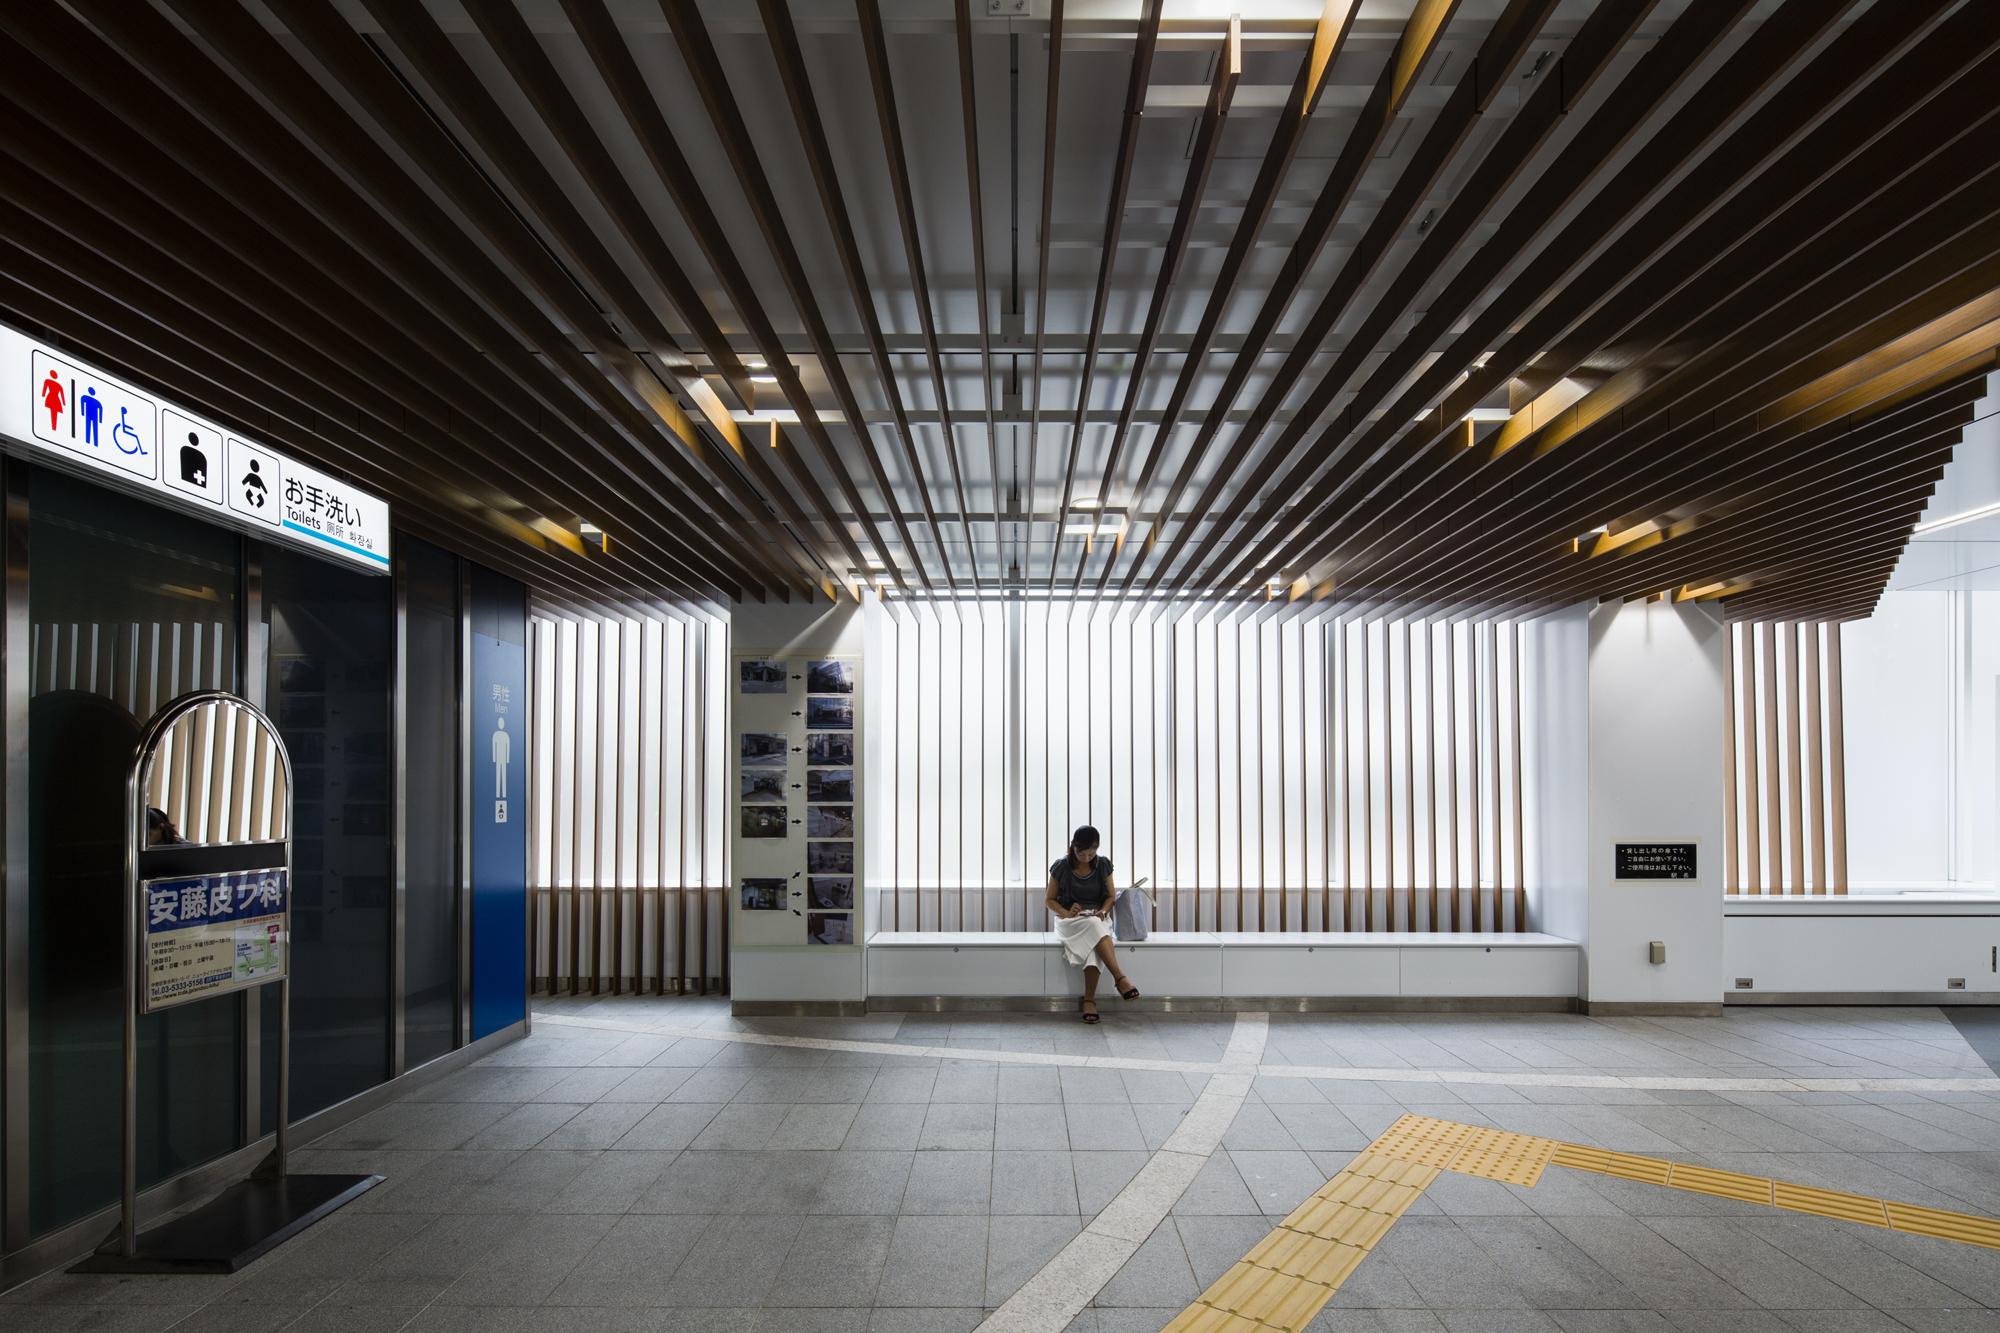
[471,630,527,1039]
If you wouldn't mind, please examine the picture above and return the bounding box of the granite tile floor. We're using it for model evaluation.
[7,1000,2000,1332]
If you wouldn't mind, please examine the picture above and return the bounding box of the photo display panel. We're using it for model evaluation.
[731,654,861,947]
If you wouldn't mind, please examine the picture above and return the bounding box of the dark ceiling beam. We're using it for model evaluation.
[1122,0,1483,596]
[1023,0,1064,593]
[0,190,702,602]
[760,0,948,596]
[1168,0,1719,597]
[1083,13,1240,593]
[465,2,852,599]
[956,0,1005,588]
[1046,0,1163,589]
[458,4,757,418]
[0,2,766,602]
[1359,183,2000,619]
[564,0,901,595]
[285,0,815,596]
[1110,0,1363,577]
[1128,0,1560,596]
[656,0,930,598]
[1283,31,2000,621]
[856,0,980,586]
[0,274,688,614]
[1208,0,1897,602]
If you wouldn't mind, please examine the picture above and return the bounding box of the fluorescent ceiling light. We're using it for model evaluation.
[744,356,767,370]
[1913,499,2000,535]
[730,409,802,423]
[1465,407,1512,422]
[750,374,778,384]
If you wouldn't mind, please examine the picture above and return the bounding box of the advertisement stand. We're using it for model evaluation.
[77,690,379,1273]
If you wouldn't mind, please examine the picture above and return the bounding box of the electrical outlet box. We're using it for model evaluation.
[1948,978,1966,990]
[1648,940,1666,965]
[1735,978,1754,989]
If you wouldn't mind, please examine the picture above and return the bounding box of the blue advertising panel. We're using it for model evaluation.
[140,868,288,1012]
[471,629,527,1038]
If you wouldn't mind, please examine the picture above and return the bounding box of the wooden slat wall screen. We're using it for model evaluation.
[1723,621,1848,895]
[527,610,728,994]
[866,598,1542,934]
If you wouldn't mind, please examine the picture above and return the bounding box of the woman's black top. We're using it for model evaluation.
[1049,856,1114,910]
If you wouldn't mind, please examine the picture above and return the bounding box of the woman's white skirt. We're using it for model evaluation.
[1054,913,1113,968]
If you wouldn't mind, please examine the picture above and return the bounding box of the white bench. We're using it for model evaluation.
[864,929,1579,1005]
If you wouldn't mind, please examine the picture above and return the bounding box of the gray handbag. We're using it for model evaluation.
[1113,877,1153,941]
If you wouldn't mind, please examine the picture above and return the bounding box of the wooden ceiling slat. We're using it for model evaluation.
[1084,13,1241,593]
[255,0,814,599]
[0,273,688,615]
[1212,0,1960,605]
[1023,0,1064,591]
[462,2,849,569]
[1,2,1982,621]
[0,195,716,598]
[1124,0,1481,595]
[1048,0,1162,589]
[955,0,1005,589]
[1174,0,1814,598]
[1288,83,2000,617]
[0,4,761,602]
[565,0,903,594]
[853,0,981,586]
[656,0,931,597]
[760,0,949,595]
[1113,0,1365,576]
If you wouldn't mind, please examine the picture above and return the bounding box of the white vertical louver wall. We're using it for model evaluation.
[863,598,1556,935]
[526,610,728,992]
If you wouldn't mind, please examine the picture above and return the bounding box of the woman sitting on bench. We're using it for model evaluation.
[1046,825,1140,1023]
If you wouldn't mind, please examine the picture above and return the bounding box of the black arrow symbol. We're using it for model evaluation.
[791,746,803,752]
[791,710,803,717]
[789,783,801,789]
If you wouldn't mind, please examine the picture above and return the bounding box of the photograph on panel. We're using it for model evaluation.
[806,659,854,694]
[739,658,789,694]
[806,768,853,803]
[807,912,851,945]
[741,877,788,910]
[809,876,853,910]
[806,805,854,838]
[741,771,786,803]
[742,805,790,839]
[805,696,853,729]
[806,840,853,874]
[806,731,854,767]
[740,731,789,767]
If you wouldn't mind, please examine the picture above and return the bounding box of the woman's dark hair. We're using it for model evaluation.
[1067,825,1101,869]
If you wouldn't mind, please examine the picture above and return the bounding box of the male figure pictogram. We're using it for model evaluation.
[80,388,103,446]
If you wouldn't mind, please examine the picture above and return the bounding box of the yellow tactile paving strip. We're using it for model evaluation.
[1165,1113,2000,1332]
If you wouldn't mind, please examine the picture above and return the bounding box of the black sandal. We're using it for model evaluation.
[1080,997,1101,1024]
[1117,978,1141,1001]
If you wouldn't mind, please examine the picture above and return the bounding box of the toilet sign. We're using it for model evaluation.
[3,324,390,573]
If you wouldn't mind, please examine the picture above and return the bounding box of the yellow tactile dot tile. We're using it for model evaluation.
[1773,1181,1891,1228]
[1450,1136,1557,1188]
[1162,1301,1267,1332]
[1666,1163,1775,1206]
[1549,1143,1672,1186]
[1885,1202,2000,1250]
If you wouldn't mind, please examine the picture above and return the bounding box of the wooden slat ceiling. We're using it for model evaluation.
[2,0,1995,622]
